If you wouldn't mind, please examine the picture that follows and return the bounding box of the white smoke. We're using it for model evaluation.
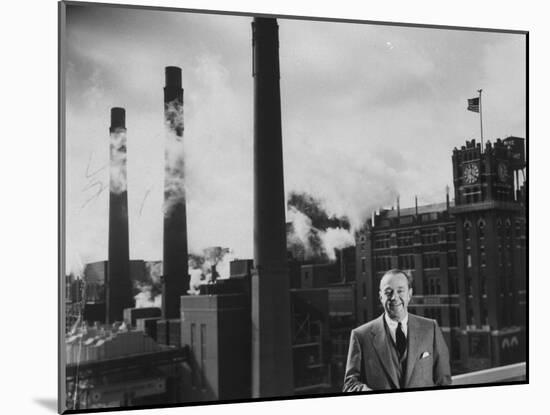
[66,245,85,278]
[188,268,204,295]
[321,227,356,261]
[286,205,356,261]
[134,285,161,308]
[144,261,162,284]
[109,128,128,194]
[165,100,184,135]
[133,264,163,308]
[201,246,233,279]
[186,247,235,295]
[213,250,234,279]
[164,100,186,217]
[286,206,318,259]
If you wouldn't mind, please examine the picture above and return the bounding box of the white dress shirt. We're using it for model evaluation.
[384,313,409,344]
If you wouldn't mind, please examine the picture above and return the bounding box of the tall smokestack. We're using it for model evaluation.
[162,66,189,319]
[107,107,133,323]
[251,17,293,398]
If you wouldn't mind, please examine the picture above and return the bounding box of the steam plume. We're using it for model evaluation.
[133,262,162,308]
[164,101,186,216]
[109,128,127,194]
[286,192,355,262]
[186,247,234,294]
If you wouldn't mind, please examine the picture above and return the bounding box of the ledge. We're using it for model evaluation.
[452,362,526,385]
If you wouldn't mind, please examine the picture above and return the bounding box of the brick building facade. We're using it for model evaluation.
[355,137,526,373]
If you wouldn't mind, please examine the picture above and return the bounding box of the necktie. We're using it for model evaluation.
[396,322,407,358]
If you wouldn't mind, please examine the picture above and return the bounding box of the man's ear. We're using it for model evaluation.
[408,288,413,298]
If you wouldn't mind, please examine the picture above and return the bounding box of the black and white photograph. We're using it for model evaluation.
[58,0,527,413]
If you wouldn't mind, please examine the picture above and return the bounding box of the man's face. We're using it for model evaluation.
[379,271,412,321]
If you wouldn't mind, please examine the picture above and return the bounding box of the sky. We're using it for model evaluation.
[63,4,526,275]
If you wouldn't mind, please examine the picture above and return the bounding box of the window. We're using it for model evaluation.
[464,220,472,239]
[397,231,413,247]
[482,302,489,326]
[478,219,486,239]
[425,276,441,295]
[421,212,438,222]
[447,226,457,242]
[361,258,366,273]
[467,276,473,295]
[398,254,415,270]
[375,255,392,272]
[421,228,439,245]
[467,307,475,326]
[423,252,440,269]
[374,233,391,249]
[448,251,457,267]
[449,275,458,294]
[399,216,414,225]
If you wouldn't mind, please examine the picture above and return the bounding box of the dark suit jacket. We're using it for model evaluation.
[343,313,451,391]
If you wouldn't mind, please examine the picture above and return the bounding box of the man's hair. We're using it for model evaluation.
[379,268,413,290]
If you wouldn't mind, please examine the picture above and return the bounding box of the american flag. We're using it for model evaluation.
[467,97,480,113]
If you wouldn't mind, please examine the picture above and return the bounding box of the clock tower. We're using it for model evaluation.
[452,138,519,205]
[451,137,526,371]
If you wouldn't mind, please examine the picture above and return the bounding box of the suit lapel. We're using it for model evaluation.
[404,314,421,387]
[370,315,399,389]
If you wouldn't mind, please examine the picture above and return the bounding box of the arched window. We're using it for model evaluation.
[464,220,472,242]
[505,218,512,239]
[478,218,486,237]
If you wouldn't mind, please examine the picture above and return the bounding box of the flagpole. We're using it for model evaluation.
[478,89,484,151]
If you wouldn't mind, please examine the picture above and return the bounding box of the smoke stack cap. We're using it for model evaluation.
[165,66,182,88]
[110,107,126,129]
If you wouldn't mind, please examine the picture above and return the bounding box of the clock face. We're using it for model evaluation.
[497,162,508,182]
[463,163,479,184]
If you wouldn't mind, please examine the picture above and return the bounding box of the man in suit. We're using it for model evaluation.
[343,269,451,391]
